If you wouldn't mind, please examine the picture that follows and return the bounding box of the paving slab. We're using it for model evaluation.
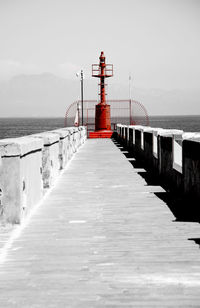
[0,139,200,307]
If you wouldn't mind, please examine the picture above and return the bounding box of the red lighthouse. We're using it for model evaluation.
[90,51,113,138]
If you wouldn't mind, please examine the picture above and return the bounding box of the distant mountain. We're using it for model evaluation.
[110,83,200,116]
[0,73,199,117]
[0,73,80,117]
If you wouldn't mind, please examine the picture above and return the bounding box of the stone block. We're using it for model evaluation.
[31,132,60,188]
[0,137,43,223]
[183,134,200,199]
[49,129,70,170]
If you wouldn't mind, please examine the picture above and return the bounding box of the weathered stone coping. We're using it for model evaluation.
[183,132,200,141]
[31,132,59,146]
[50,129,69,139]
[0,137,43,157]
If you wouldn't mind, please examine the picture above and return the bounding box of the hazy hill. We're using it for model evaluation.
[0,73,199,117]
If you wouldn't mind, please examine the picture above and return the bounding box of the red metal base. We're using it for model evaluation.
[95,104,111,131]
[89,130,113,139]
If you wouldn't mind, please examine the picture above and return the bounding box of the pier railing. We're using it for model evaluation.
[117,124,200,200]
[0,126,87,224]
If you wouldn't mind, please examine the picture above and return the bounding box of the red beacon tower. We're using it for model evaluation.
[90,51,113,138]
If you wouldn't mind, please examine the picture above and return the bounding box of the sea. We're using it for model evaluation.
[0,116,200,139]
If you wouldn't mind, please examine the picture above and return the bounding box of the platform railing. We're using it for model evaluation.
[116,124,200,200]
[0,126,87,224]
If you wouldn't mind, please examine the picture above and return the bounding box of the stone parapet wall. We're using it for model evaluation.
[117,124,200,199]
[0,126,87,224]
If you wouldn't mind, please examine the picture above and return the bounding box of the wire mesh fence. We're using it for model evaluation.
[64,99,149,134]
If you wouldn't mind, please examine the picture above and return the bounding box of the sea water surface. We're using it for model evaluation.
[149,115,200,132]
[0,118,65,140]
[0,116,200,140]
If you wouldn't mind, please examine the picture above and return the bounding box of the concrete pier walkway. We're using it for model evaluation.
[1,139,200,307]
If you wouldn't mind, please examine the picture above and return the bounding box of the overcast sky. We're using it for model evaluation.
[0,0,199,90]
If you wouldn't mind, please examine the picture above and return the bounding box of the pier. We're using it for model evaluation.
[0,131,200,306]
[0,0,200,304]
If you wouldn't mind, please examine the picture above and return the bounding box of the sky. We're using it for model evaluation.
[0,0,199,116]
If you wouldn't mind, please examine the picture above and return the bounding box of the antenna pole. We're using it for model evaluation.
[129,74,132,125]
[129,74,132,101]
[81,70,84,126]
